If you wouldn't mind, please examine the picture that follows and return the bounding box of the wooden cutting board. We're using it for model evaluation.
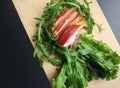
[12,0,120,88]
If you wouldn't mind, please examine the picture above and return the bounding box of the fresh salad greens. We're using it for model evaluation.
[52,34,120,88]
[33,0,120,88]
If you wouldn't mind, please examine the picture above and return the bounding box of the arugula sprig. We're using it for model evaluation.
[33,18,63,66]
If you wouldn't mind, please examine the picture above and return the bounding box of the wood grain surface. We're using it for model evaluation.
[12,0,120,88]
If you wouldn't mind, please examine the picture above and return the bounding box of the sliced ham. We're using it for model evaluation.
[55,8,76,28]
[53,11,78,37]
[63,25,83,47]
[70,14,83,25]
[58,25,79,46]
[71,14,87,27]
[69,35,79,48]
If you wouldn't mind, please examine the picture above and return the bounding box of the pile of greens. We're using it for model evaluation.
[33,0,120,88]
[52,34,120,88]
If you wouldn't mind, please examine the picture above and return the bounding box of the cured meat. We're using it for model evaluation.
[55,8,76,27]
[53,11,78,37]
[52,8,87,48]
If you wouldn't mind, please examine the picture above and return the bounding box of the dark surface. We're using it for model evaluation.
[98,0,120,44]
[0,0,120,88]
[0,0,51,88]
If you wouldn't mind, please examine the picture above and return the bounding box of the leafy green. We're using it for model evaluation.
[77,34,120,80]
[33,0,120,88]
[52,60,87,88]
[52,33,120,88]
